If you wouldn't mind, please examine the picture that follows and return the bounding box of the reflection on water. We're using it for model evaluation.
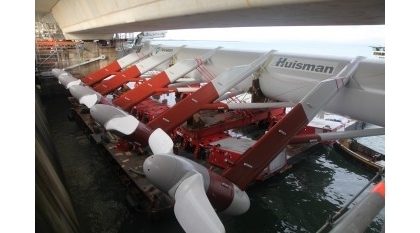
[222,147,384,233]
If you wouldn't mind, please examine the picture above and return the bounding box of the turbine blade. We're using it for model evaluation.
[149,128,173,154]
[69,85,100,108]
[174,173,225,233]
[105,115,139,135]
[79,94,100,108]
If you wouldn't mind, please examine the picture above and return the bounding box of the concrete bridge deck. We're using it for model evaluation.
[35,0,385,40]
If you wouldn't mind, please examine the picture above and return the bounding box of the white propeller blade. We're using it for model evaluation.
[105,115,139,135]
[57,72,81,88]
[147,128,227,233]
[79,94,100,108]
[69,85,100,108]
[149,128,173,154]
[174,173,225,233]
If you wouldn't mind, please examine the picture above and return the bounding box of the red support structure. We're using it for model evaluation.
[115,138,132,152]
[222,104,310,190]
[93,65,143,95]
[82,61,125,86]
[147,83,220,133]
[113,72,172,111]
[171,108,285,158]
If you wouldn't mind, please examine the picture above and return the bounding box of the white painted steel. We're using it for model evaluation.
[211,50,275,96]
[116,52,145,69]
[226,102,295,109]
[164,47,222,82]
[135,46,184,73]
[152,46,384,127]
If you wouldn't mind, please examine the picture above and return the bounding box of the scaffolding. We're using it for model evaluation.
[35,13,87,76]
[35,13,166,76]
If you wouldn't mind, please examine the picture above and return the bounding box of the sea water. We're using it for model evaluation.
[356,123,385,155]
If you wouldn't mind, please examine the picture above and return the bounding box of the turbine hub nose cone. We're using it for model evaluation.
[143,155,178,193]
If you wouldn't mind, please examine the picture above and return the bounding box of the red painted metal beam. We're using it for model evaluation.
[147,83,220,133]
[113,72,171,111]
[93,66,143,95]
[222,104,309,190]
[222,56,364,190]
[82,61,124,86]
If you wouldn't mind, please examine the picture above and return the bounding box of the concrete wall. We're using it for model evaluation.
[64,42,117,78]
[36,92,80,232]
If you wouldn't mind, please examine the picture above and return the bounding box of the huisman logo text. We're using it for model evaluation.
[272,57,335,74]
